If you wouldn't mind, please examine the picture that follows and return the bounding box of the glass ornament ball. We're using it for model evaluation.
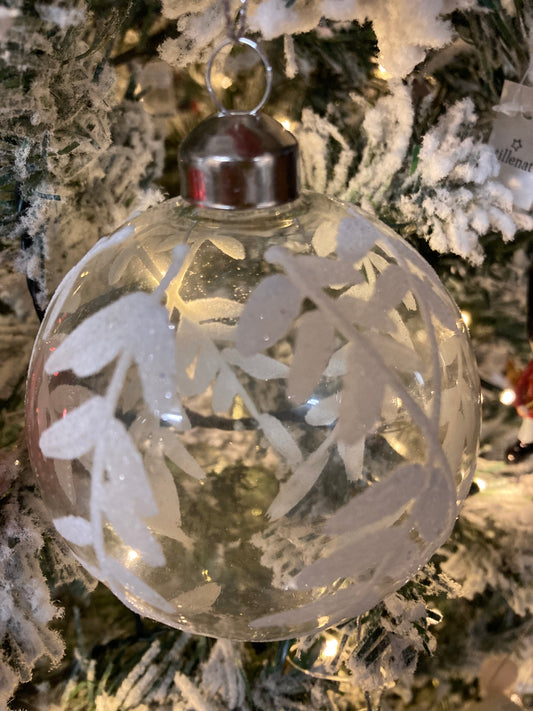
[26,192,481,641]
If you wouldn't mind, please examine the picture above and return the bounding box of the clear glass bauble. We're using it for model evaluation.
[26,192,481,641]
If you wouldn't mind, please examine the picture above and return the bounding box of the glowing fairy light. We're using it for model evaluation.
[322,638,339,659]
[127,549,139,562]
[500,387,516,406]
[474,478,486,492]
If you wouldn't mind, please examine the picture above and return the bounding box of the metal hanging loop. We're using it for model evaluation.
[205,36,273,115]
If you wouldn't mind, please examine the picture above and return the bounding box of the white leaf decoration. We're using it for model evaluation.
[296,525,411,588]
[171,582,222,614]
[160,428,207,481]
[324,463,428,536]
[42,224,135,339]
[223,348,290,380]
[338,345,384,444]
[411,467,457,542]
[335,215,379,263]
[312,220,340,257]
[54,516,93,546]
[338,437,365,481]
[145,461,193,548]
[250,584,377,630]
[324,344,349,378]
[366,332,423,372]
[40,396,108,459]
[105,559,175,614]
[103,419,157,512]
[372,263,410,311]
[235,274,302,357]
[54,459,77,504]
[304,392,340,427]
[267,431,335,520]
[288,311,336,404]
[292,255,362,288]
[185,297,244,323]
[255,413,303,470]
[337,291,395,332]
[212,368,239,414]
[209,235,245,260]
[45,292,181,416]
[175,318,220,397]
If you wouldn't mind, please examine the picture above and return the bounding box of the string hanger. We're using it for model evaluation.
[206,0,272,115]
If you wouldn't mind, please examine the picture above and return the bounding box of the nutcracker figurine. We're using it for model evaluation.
[504,264,533,464]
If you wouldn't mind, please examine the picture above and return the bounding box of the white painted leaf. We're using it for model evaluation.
[251,584,380,630]
[185,297,244,323]
[256,413,303,470]
[411,274,458,331]
[103,419,157,513]
[45,292,180,416]
[160,428,206,481]
[106,504,165,566]
[411,467,456,542]
[99,422,165,566]
[54,459,77,504]
[338,346,384,445]
[105,559,175,614]
[211,368,239,414]
[441,408,467,480]
[337,292,395,332]
[305,392,340,426]
[312,220,340,257]
[267,432,335,520]
[372,263,410,311]
[42,224,135,340]
[235,274,302,357]
[223,348,289,380]
[145,461,193,549]
[288,311,336,404]
[292,255,362,288]
[40,396,107,459]
[171,582,221,613]
[366,332,422,372]
[209,235,245,260]
[338,437,365,481]
[175,318,220,397]
[296,525,411,588]
[54,515,93,546]
[325,463,428,536]
[324,344,349,378]
[108,244,142,285]
[335,216,379,263]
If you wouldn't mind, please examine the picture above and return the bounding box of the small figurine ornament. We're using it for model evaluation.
[505,264,533,464]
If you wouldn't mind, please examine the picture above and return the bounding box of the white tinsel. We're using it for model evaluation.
[159,0,462,77]
[0,462,64,708]
[398,98,523,263]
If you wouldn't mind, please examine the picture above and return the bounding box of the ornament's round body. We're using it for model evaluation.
[26,193,480,640]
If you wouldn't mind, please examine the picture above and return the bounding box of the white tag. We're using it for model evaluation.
[489,80,533,211]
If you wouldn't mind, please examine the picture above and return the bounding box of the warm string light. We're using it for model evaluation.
[321,638,339,659]
[500,387,516,406]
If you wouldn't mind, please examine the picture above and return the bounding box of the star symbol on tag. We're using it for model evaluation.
[511,138,522,151]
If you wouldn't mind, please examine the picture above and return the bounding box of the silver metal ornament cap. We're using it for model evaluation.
[178,36,299,210]
[178,112,299,210]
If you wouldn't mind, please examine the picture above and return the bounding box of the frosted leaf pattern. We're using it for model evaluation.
[26,192,480,641]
